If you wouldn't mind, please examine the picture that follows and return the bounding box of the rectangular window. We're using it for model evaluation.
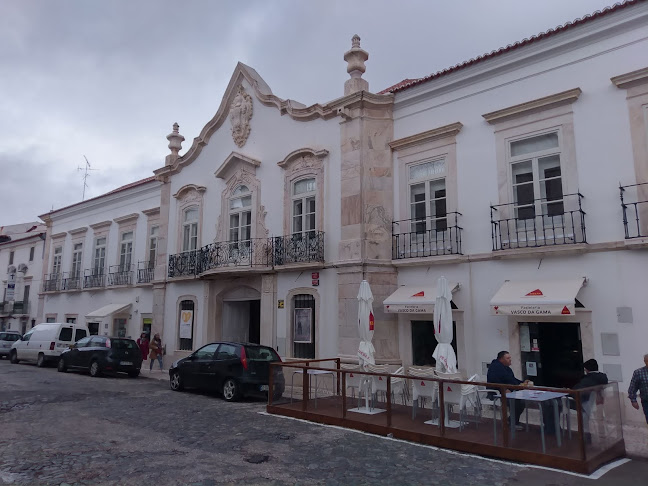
[509,131,564,222]
[46,317,56,323]
[52,247,63,275]
[74,329,86,341]
[292,178,317,236]
[148,226,158,267]
[93,237,106,274]
[58,327,73,341]
[119,232,133,270]
[409,160,447,233]
[66,317,76,324]
[23,285,30,306]
[71,243,83,277]
[9,251,14,265]
[182,208,199,252]
[29,246,35,262]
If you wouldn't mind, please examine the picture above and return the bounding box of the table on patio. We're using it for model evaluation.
[507,389,568,454]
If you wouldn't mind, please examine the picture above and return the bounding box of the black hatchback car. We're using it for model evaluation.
[169,342,285,401]
[58,336,142,377]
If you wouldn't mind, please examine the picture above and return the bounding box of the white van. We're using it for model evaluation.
[10,323,90,367]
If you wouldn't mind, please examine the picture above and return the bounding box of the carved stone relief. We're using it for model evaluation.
[229,85,253,148]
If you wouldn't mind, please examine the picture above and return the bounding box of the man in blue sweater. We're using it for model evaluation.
[487,350,530,430]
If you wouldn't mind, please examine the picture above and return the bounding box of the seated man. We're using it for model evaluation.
[487,351,529,431]
[571,359,608,410]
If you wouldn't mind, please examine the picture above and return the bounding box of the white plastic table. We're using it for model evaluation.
[507,389,567,453]
[290,369,336,408]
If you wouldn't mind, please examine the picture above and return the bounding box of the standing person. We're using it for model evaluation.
[149,333,163,371]
[487,351,531,430]
[136,333,149,362]
[628,353,648,426]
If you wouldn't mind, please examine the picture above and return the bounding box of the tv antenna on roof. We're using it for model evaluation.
[77,156,99,201]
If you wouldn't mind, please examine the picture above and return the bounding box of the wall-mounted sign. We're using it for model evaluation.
[312,279,319,287]
[6,273,15,301]
[277,300,284,309]
[311,272,319,279]
[526,361,538,377]
[179,310,193,339]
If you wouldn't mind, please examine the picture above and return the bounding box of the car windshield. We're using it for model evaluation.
[111,339,137,350]
[245,346,280,361]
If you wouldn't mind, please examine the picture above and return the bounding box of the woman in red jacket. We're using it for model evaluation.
[136,332,149,362]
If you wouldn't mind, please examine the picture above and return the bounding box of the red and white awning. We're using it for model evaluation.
[383,283,459,314]
[490,278,586,316]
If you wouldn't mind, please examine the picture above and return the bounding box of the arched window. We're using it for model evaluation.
[178,299,195,351]
[292,178,316,237]
[229,185,252,244]
[182,207,198,252]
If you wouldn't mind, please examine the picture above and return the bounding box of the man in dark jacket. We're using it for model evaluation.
[487,350,530,430]
[570,359,608,411]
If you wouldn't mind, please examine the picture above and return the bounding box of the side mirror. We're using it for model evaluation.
[20,336,25,341]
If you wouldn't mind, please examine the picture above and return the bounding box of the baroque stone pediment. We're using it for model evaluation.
[173,184,206,203]
[215,152,261,180]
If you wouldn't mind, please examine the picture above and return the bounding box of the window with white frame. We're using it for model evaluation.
[29,246,35,262]
[148,226,158,268]
[52,246,62,276]
[229,185,251,245]
[71,243,83,277]
[93,237,106,274]
[292,178,316,238]
[509,131,564,222]
[408,159,447,234]
[182,208,198,252]
[119,232,133,270]
[9,251,14,265]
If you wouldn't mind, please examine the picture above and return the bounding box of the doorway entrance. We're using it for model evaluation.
[519,322,583,388]
[222,300,260,344]
[411,320,457,367]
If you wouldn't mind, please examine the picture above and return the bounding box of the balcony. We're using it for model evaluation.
[137,261,155,283]
[272,231,325,266]
[43,273,61,292]
[108,264,134,286]
[491,193,586,251]
[392,214,463,259]
[168,232,326,278]
[11,301,29,314]
[620,182,648,239]
[84,269,106,289]
[62,272,82,291]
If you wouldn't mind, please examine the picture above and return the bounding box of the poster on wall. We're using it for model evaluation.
[179,310,193,339]
[526,361,538,377]
[520,324,531,352]
[294,308,312,343]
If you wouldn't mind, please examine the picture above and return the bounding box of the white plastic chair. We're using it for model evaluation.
[340,363,362,398]
[408,367,438,420]
[436,371,466,430]
[366,363,407,405]
[476,379,502,444]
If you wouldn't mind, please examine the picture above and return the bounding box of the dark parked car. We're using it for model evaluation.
[169,342,285,401]
[57,336,142,378]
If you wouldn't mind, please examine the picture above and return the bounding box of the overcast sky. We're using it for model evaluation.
[0,0,619,225]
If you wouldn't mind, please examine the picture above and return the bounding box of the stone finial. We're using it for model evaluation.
[344,34,369,96]
[166,122,185,165]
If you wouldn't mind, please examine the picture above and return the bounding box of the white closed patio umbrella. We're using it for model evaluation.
[356,280,376,412]
[432,276,457,373]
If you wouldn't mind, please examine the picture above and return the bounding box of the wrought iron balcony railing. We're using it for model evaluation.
[62,272,81,291]
[11,301,29,314]
[137,260,155,283]
[43,273,61,292]
[491,193,586,251]
[84,269,106,289]
[272,231,325,265]
[168,232,326,278]
[620,182,648,239]
[392,214,463,259]
[108,264,133,286]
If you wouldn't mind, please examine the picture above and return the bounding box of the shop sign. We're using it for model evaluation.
[384,303,434,314]
[491,304,574,316]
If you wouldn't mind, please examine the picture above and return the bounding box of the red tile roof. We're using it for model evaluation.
[42,176,158,218]
[379,0,643,94]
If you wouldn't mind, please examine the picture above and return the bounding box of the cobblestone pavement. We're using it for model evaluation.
[1,360,647,486]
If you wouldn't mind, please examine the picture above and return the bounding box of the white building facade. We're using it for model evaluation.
[0,223,45,333]
[35,0,648,430]
[38,178,161,339]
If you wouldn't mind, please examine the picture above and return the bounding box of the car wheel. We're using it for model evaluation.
[222,378,240,402]
[128,370,140,378]
[169,371,184,391]
[36,353,46,368]
[89,360,101,377]
[57,358,67,373]
[9,350,19,364]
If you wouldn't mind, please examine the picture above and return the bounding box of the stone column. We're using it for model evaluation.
[36,218,53,323]
[337,36,399,364]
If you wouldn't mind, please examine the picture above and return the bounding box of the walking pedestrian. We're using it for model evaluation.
[136,332,149,361]
[628,353,648,426]
[149,333,164,371]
